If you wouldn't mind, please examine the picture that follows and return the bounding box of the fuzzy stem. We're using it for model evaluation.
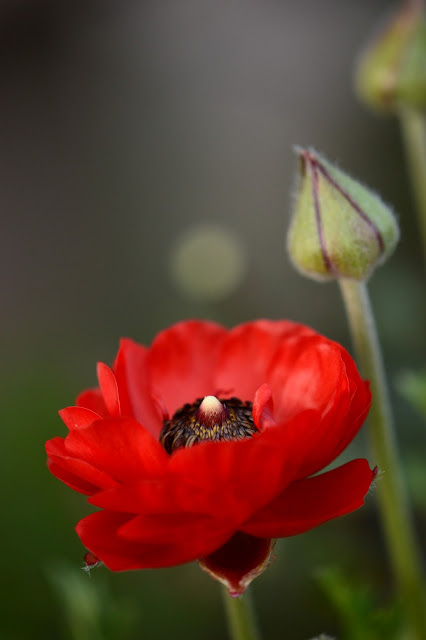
[222,588,262,640]
[399,107,426,261]
[339,278,426,639]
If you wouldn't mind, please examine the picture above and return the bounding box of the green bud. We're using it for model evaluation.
[355,0,426,114]
[287,148,400,281]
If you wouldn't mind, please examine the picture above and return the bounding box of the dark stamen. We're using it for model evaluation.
[159,396,258,454]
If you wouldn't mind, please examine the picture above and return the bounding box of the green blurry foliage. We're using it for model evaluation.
[47,565,139,640]
[396,369,426,420]
[317,568,403,640]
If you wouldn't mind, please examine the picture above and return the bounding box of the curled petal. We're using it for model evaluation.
[59,406,101,430]
[267,335,349,421]
[267,335,371,477]
[241,459,374,538]
[76,389,108,417]
[252,383,276,430]
[97,363,120,418]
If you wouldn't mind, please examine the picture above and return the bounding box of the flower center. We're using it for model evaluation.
[159,395,258,454]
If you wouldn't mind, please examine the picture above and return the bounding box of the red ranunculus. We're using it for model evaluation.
[46,320,374,596]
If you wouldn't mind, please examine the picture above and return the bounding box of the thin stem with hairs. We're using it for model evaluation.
[339,278,426,640]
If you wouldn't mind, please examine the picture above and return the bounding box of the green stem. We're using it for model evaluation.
[222,588,262,640]
[399,107,426,261]
[339,279,426,639]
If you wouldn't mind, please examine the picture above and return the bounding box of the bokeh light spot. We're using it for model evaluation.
[169,224,248,302]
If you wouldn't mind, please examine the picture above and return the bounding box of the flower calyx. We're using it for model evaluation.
[287,148,399,281]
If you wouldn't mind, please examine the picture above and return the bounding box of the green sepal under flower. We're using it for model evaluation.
[355,0,426,114]
[287,148,399,281]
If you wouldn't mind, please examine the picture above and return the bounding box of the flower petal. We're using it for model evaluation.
[59,407,102,430]
[267,334,349,421]
[47,459,101,495]
[113,338,163,437]
[214,320,313,401]
[76,389,109,417]
[64,418,168,482]
[252,383,275,429]
[327,346,372,461]
[88,475,220,516]
[293,379,371,479]
[117,512,229,545]
[147,320,227,416]
[241,459,374,538]
[266,335,371,477]
[46,437,118,494]
[97,363,120,418]
[167,411,317,520]
[89,414,315,526]
[76,510,231,569]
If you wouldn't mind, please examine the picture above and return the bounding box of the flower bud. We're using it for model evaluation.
[287,148,399,281]
[355,0,426,114]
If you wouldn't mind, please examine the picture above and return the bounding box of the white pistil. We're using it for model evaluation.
[198,395,224,420]
[196,395,228,428]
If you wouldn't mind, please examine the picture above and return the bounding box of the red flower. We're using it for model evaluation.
[46,320,374,596]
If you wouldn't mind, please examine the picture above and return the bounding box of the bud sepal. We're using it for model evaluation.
[287,148,399,281]
[355,0,426,114]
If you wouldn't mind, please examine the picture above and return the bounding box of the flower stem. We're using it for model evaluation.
[399,107,426,261]
[222,588,262,640]
[339,278,426,639]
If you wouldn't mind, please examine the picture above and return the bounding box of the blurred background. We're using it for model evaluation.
[1,0,425,638]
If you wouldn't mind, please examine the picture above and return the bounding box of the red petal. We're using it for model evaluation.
[89,413,316,525]
[267,334,349,421]
[97,363,120,417]
[46,437,118,493]
[252,383,275,429]
[241,459,374,538]
[118,512,230,545]
[59,406,101,430]
[214,320,313,401]
[147,320,227,417]
[113,338,163,437]
[76,510,231,569]
[167,412,317,521]
[47,459,101,495]
[326,346,372,461]
[293,379,371,479]
[266,335,371,477]
[64,418,168,482]
[76,389,109,418]
[88,475,221,516]
[198,532,275,596]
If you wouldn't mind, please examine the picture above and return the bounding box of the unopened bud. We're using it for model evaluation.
[287,148,399,281]
[355,0,426,114]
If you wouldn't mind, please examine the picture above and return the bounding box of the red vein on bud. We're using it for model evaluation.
[314,158,385,254]
[307,156,335,274]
